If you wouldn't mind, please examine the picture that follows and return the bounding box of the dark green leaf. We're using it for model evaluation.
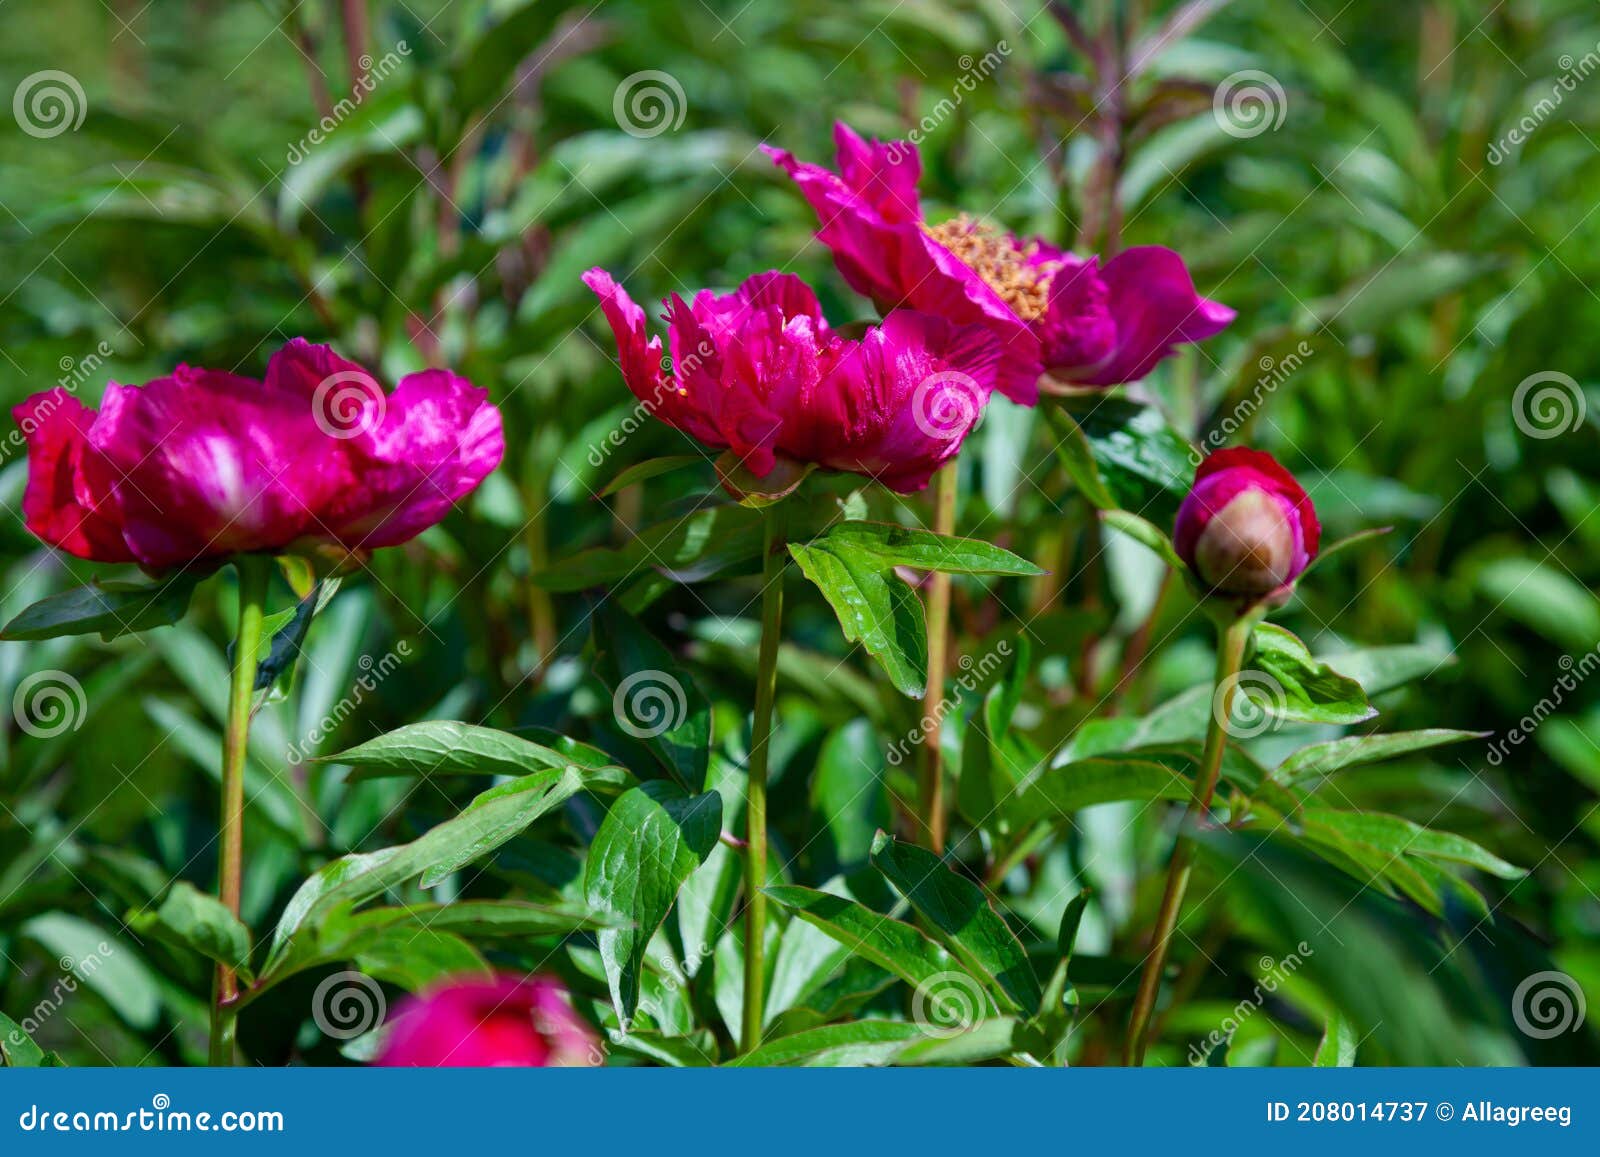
[128,882,252,979]
[324,721,630,787]
[1,572,204,642]
[585,782,722,1026]
[592,602,712,790]
[869,832,1041,1012]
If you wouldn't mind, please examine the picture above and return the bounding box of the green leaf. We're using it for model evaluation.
[1048,397,1197,521]
[809,720,890,868]
[323,721,630,787]
[351,927,490,991]
[1322,645,1452,696]
[764,886,973,999]
[1004,756,1193,830]
[724,1019,930,1067]
[1275,729,1484,786]
[265,767,597,974]
[1302,808,1525,880]
[790,534,928,698]
[1250,624,1375,726]
[448,0,592,115]
[592,603,712,791]
[0,1013,46,1067]
[807,521,1045,576]
[585,782,722,1026]
[869,832,1041,1012]
[0,572,204,642]
[1100,508,1189,572]
[535,503,765,591]
[1476,556,1600,652]
[128,882,252,979]
[1314,1012,1358,1066]
[599,455,705,497]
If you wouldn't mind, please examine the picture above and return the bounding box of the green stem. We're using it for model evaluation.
[741,504,787,1053]
[1123,612,1253,1066]
[920,462,959,854]
[209,555,271,1066]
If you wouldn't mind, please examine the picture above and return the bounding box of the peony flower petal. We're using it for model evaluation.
[765,128,1041,405]
[377,975,597,1068]
[87,366,357,567]
[1058,247,1235,386]
[11,389,135,563]
[321,368,505,549]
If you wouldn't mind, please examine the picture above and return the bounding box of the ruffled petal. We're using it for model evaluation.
[803,310,1000,493]
[1057,247,1234,386]
[321,369,504,549]
[11,389,134,562]
[830,121,924,225]
[87,366,355,567]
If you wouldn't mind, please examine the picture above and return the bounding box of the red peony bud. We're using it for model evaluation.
[1174,448,1320,599]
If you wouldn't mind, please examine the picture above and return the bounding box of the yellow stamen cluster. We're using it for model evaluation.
[921,214,1061,321]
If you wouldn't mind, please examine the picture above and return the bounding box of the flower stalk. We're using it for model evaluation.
[210,554,271,1066]
[1123,610,1254,1065]
[920,461,959,853]
[741,503,788,1052]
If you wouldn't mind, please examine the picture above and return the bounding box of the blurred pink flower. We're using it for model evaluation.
[11,339,503,569]
[764,123,1234,399]
[377,975,598,1068]
[583,267,1000,493]
[1174,448,1321,598]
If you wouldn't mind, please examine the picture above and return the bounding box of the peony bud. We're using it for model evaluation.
[1174,448,1320,600]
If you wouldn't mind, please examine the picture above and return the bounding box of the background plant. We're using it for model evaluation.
[1,0,1597,1067]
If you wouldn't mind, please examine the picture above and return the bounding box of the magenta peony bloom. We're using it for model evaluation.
[377,975,599,1068]
[1174,448,1321,598]
[763,123,1234,399]
[583,267,1000,493]
[11,339,504,569]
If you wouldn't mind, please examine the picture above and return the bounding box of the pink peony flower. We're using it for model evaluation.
[763,123,1234,399]
[1173,448,1321,598]
[11,339,503,569]
[377,975,599,1068]
[583,267,1001,493]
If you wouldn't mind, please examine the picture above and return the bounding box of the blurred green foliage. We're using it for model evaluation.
[1,0,1597,1066]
